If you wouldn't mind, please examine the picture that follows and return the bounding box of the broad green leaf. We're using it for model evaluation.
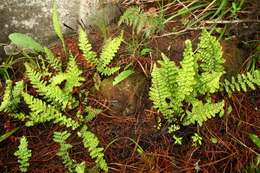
[249,133,260,148]
[0,127,19,143]
[52,0,65,50]
[8,33,44,52]
[113,69,134,86]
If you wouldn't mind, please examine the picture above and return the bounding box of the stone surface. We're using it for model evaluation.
[96,72,148,116]
[0,0,120,56]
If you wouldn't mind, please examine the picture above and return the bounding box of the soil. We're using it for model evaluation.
[0,1,260,173]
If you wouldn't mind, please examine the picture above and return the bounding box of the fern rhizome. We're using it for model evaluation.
[149,30,260,144]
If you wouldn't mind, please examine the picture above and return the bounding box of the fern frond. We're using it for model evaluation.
[222,70,260,94]
[119,7,164,37]
[176,40,197,101]
[25,63,69,108]
[63,55,85,94]
[183,99,224,126]
[84,106,102,122]
[14,136,32,172]
[197,71,223,94]
[78,28,98,65]
[53,131,76,172]
[77,125,108,172]
[195,30,224,73]
[44,47,62,71]
[22,92,79,129]
[97,33,123,76]
[0,80,24,112]
[0,80,13,112]
[149,64,174,118]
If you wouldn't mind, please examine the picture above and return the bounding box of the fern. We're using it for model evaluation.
[53,131,80,172]
[79,29,123,76]
[78,28,98,65]
[25,63,69,108]
[22,92,79,130]
[0,80,24,112]
[149,54,180,118]
[222,70,260,94]
[0,80,13,112]
[44,47,62,71]
[149,30,226,142]
[14,136,32,172]
[176,40,197,101]
[77,125,108,172]
[63,54,85,94]
[195,30,225,73]
[119,6,165,37]
[184,99,224,126]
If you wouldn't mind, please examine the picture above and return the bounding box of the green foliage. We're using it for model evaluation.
[14,136,32,172]
[8,33,44,52]
[0,127,19,143]
[113,69,134,86]
[0,80,24,112]
[53,131,83,173]
[249,133,260,148]
[192,133,203,146]
[44,47,62,71]
[78,28,122,76]
[222,70,260,95]
[52,0,66,51]
[78,125,108,172]
[22,92,79,129]
[184,99,224,126]
[0,2,107,171]
[149,30,225,142]
[119,7,165,38]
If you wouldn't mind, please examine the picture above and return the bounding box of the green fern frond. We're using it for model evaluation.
[119,7,164,37]
[22,92,79,129]
[14,136,32,172]
[184,99,224,126]
[63,55,85,94]
[97,33,123,75]
[222,70,260,94]
[84,106,102,122]
[25,63,69,108]
[176,40,197,101]
[195,30,225,73]
[53,131,76,172]
[0,80,24,112]
[78,125,108,172]
[0,80,13,112]
[197,71,223,94]
[44,47,62,71]
[78,28,98,65]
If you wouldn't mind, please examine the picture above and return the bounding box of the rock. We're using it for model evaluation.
[0,0,120,57]
[96,72,148,116]
[221,40,245,76]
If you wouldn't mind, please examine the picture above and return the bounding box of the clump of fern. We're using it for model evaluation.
[149,30,260,144]
[0,1,108,171]
[79,28,123,76]
[14,136,32,172]
[119,6,165,38]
